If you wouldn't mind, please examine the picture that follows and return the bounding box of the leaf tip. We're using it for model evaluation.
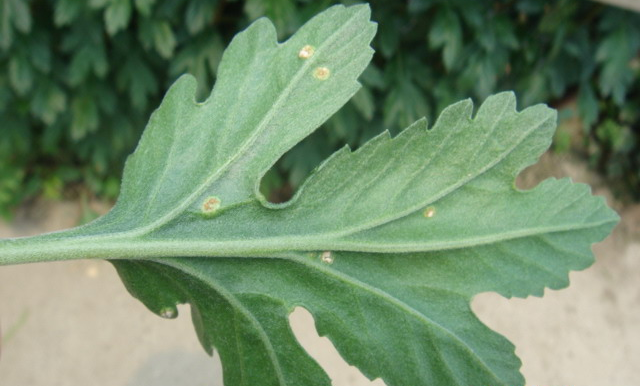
[478,91,518,117]
[432,98,473,130]
[341,2,372,18]
[331,3,377,39]
[171,73,199,102]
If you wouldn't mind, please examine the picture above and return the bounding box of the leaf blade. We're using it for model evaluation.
[0,5,619,386]
[88,4,376,236]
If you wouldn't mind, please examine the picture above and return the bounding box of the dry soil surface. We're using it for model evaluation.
[0,153,638,386]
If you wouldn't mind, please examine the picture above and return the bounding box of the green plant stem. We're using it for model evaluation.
[0,218,615,266]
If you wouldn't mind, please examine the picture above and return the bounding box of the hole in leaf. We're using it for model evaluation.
[259,105,384,205]
[515,152,573,191]
[288,306,386,386]
[259,129,336,204]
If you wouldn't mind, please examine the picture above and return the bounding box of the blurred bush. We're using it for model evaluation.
[1,0,639,215]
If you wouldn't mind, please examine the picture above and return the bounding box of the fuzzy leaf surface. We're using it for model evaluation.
[0,4,618,386]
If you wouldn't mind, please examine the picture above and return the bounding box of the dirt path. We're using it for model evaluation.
[0,153,638,386]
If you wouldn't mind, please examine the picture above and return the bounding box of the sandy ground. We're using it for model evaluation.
[0,152,638,386]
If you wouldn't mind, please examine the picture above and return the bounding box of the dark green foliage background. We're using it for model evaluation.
[1,0,639,215]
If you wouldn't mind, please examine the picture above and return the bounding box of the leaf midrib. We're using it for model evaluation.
[170,217,612,253]
[0,217,613,266]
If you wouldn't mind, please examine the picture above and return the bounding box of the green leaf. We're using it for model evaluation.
[151,19,176,59]
[134,0,155,16]
[0,161,25,216]
[169,33,225,100]
[0,5,619,386]
[27,35,52,73]
[384,79,430,131]
[0,0,31,49]
[64,23,109,85]
[54,0,83,26]
[578,83,598,129]
[429,7,463,71]
[117,54,158,109]
[105,0,132,36]
[10,0,31,33]
[595,11,640,105]
[185,0,219,35]
[89,0,110,9]
[0,1,12,49]
[351,86,374,121]
[70,93,99,140]
[8,54,33,96]
[31,80,67,124]
[377,10,400,59]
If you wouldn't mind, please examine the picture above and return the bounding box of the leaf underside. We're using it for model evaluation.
[0,5,618,386]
